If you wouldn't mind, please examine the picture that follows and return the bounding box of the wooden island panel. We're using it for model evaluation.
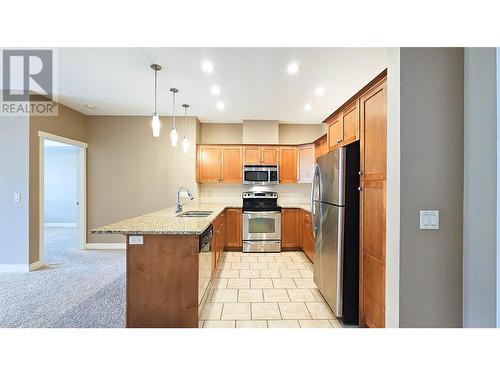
[126,234,199,328]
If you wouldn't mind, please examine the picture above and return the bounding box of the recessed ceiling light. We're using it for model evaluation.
[211,85,221,95]
[315,86,325,96]
[303,103,313,111]
[216,102,225,110]
[201,61,214,74]
[85,104,97,109]
[287,62,300,75]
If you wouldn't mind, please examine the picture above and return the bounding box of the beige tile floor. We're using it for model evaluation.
[200,251,341,328]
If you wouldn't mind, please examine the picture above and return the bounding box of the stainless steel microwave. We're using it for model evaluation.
[242,165,279,185]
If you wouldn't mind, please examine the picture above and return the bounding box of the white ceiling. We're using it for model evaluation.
[55,48,387,124]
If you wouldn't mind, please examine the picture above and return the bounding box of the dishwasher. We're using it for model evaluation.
[198,225,213,306]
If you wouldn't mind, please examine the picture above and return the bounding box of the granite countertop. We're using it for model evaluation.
[91,202,311,236]
[91,204,227,235]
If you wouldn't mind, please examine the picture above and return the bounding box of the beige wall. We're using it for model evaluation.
[278,124,325,144]
[29,102,88,263]
[199,123,242,144]
[86,116,199,243]
[199,122,324,145]
[242,120,279,144]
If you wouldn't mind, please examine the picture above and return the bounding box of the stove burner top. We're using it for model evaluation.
[242,191,280,212]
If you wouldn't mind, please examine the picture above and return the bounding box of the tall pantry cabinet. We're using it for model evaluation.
[359,76,387,328]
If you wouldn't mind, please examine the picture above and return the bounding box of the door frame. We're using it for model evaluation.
[38,131,88,265]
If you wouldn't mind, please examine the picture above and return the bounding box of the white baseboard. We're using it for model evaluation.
[0,264,29,272]
[44,222,77,228]
[29,261,45,271]
[85,242,126,250]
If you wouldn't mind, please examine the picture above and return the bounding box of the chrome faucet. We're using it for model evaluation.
[175,186,194,214]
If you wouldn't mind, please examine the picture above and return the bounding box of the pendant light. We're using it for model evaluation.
[170,88,179,146]
[182,104,190,153]
[150,64,162,137]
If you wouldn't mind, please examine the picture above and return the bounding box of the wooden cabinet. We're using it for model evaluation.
[359,77,387,328]
[243,145,279,165]
[341,100,359,146]
[297,145,314,183]
[327,100,360,152]
[211,212,226,271]
[197,145,242,183]
[279,146,297,183]
[221,146,242,183]
[314,134,328,161]
[243,146,261,164]
[197,145,221,183]
[327,115,342,151]
[261,146,279,164]
[225,208,242,249]
[281,208,300,248]
[300,210,314,262]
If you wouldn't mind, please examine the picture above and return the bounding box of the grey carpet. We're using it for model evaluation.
[0,228,126,328]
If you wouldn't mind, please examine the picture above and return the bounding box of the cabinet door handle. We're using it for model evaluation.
[358,171,362,176]
[358,187,362,191]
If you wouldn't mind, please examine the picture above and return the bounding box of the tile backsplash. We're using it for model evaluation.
[199,183,311,205]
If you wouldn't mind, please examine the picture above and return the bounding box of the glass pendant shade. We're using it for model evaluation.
[151,113,160,138]
[182,135,189,152]
[170,127,178,147]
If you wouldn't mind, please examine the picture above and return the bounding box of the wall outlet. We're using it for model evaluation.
[128,235,144,245]
[420,210,439,230]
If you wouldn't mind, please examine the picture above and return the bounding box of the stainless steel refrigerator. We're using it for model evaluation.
[311,144,359,324]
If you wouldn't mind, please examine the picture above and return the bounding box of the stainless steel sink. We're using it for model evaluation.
[176,210,213,217]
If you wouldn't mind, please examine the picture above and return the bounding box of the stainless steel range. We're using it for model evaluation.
[242,191,281,253]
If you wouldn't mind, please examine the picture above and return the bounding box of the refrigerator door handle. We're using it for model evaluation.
[310,163,321,239]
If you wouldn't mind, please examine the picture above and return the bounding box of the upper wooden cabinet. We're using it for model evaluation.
[243,146,261,164]
[327,115,342,151]
[360,79,387,181]
[327,99,360,152]
[197,145,242,183]
[297,145,314,183]
[279,146,297,183]
[261,146,279,164]
[341,100,359,146]
[243,145,279,165]
[197,145,221,183]
[221,146,242,183]
[314,134,328,161]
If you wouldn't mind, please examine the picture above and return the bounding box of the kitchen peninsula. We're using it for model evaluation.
[92,203,311,328]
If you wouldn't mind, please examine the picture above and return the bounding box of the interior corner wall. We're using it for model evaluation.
[0,114,30,267]
[399,48,464,327]
[463,48,497,327]
[385,47,401,328]
[29,103,88,263]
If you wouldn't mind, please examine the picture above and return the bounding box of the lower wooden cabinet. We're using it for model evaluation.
[225,208,242,249]
[300,210,314,262]
[211,212,226,272]
[281,208,300,248]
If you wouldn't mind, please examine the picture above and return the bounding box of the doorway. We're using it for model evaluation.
[38,131,87,266]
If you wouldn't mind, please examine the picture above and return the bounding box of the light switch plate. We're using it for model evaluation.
[128,235,144,245]
[14,193,21,203]
[420,210,439,230]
